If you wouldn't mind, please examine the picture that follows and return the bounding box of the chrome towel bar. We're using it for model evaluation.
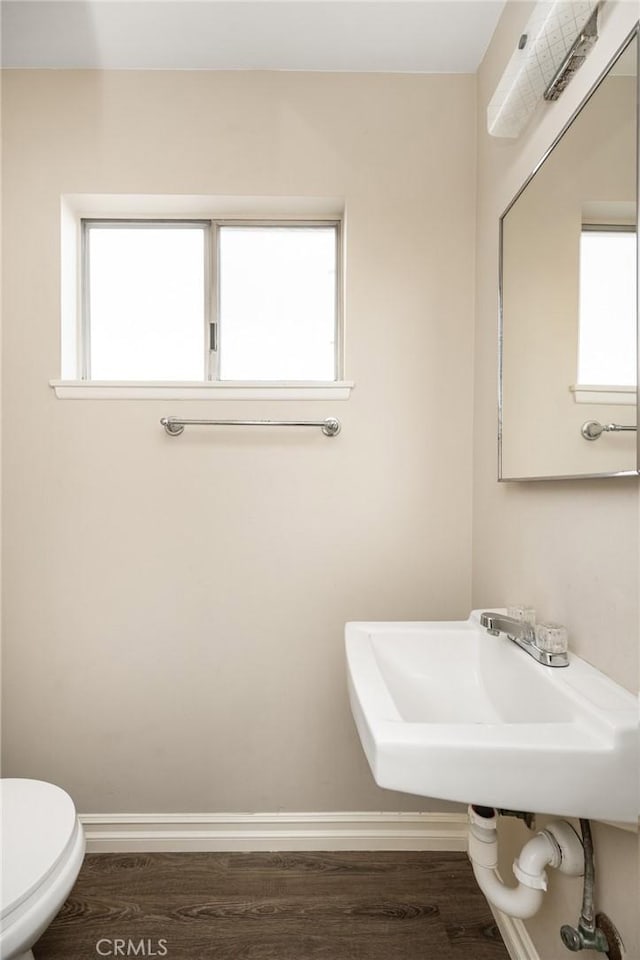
[160,416,341,437]
[581,419,637,441]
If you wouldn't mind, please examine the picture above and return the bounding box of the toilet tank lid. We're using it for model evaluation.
[1,778,79,920]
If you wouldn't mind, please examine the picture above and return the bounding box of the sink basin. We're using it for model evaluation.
[346,611,638,823]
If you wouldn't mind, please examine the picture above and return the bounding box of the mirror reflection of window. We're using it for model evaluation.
[499,29,637,480]
[578,226,637,388]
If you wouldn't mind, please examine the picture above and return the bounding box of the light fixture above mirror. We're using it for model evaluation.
[488,0,600,139]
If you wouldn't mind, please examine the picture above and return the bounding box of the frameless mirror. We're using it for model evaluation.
[499,29,638,481]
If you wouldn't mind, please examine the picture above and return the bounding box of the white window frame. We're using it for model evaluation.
[79,217,344,385]
[52,197,353,401]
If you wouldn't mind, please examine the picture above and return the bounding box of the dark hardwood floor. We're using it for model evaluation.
[35,851,509,960]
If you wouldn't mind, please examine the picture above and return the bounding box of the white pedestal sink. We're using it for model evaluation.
[346,611,638,823]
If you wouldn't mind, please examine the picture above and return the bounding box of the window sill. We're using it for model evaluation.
[49,380,355,401]
[570,384,636,405]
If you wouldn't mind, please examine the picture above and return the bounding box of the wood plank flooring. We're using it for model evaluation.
[35,852,509,960]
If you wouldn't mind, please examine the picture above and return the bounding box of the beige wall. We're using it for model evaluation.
[474,2,639,957]
[1,70,476,813]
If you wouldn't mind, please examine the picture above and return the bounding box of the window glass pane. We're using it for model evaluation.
[88,225,205,381]
[578,230,637,386]
[219,225,337,381]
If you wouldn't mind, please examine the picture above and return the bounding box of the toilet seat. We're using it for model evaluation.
[0,779,85,960]
[1,779,78,922]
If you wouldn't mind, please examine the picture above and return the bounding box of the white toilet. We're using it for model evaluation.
[0,779,86,960]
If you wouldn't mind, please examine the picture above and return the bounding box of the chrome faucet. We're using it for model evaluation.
[480,612,569,668]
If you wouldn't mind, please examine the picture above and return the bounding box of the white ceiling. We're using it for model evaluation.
[1,1,506,73]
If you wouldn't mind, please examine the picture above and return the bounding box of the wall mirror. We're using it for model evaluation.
[499,28,638,481]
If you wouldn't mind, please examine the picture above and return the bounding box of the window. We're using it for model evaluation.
[81,219,341,384]
[84,221,207,381]
[577,226,637,388]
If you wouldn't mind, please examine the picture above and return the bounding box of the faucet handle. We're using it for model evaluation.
[535,622,569,655]
[506,604,536,626]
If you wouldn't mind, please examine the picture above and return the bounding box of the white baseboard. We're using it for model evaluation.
[490,906,541,960]
[79,810,468,854]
